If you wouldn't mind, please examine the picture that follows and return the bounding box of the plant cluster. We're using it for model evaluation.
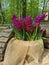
[12,14,46,40]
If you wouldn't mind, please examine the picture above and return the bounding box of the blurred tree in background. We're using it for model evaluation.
[0,0,49,24]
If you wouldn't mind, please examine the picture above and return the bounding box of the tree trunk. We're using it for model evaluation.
[42,0,46,13]
[22,0,26,18]
[0,2,4,24]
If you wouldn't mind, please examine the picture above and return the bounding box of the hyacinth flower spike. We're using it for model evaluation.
[12,14,21,31]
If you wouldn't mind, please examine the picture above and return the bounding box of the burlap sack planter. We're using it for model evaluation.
[27,39,44,63]
[3,38,44,65]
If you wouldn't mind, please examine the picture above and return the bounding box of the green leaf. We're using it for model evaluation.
[25,32,30,40]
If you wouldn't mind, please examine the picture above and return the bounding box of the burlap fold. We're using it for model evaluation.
[3,38,44,65]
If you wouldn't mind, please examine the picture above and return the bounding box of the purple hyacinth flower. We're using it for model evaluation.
[26,16,33,22]
[12,14,17,21]
[35,14,46,23]
[12,14,21,31]
[25,16,33,31]
[19,17,26,29]
[34,14,46,27]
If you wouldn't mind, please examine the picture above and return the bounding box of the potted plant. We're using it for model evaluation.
[11,14,46,63]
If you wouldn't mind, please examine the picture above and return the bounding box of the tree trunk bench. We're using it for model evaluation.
[0,25,13,61]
